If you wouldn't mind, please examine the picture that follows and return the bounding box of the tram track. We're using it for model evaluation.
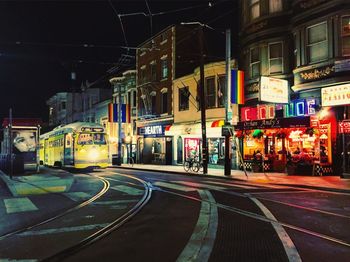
[0,171,152,262]
[0,173,110,241]
[145,178,350,249]
[144,175,350,220]
[42,173,152,261]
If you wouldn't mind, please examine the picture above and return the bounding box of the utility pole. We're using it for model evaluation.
[224,29,232,176]
[199,26,208,175]
[118,82,122,165]
[9,108,13,179]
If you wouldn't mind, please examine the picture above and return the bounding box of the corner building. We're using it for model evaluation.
[238,0,350,176]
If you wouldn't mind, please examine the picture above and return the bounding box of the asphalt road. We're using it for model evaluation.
[0,167,349,261]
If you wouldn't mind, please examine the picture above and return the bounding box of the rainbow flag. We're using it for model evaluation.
[231,70,245,104]
[108,103,130,123]
[108,103,118,122]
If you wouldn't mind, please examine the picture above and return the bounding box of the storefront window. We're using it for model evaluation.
[208,138,225,165]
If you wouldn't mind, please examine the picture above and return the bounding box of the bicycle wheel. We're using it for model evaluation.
[192,161,200,172]
[183,161,191,172]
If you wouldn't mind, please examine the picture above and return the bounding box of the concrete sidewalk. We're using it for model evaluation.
[115,163,350,193]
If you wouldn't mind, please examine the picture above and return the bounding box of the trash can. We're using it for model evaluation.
[112,154,121,166]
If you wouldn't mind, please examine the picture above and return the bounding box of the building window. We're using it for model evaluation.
[249,0,260,21]
[307,22,328,63]
[217,75,225,107]
[151,62,157,81]
[179,87,189,111]
[161,92,168,114]
[269,0,282,13]
[161,59,168,79]
[140,67,146,83]
[293,33,298,67]
[206,77,216,108]
[61,101,66,110]
[341,16,350,56]
[151,94,157,115]
[250,47,260,78]
[133,90,137,107]
[269,42,283,74]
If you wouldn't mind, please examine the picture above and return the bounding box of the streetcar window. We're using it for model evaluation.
[77,134,93,145]
[93,133,106,145]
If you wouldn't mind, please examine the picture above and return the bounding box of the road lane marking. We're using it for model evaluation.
[153,182,197,192]
[4,198,38,214]
[17,223,109,236]
[110,185,144,195]
[173,181,226,191]
[249,196,301,262]
[177,190,218,262]
[64,192,92,201]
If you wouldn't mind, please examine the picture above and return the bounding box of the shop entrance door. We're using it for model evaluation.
[166,137,173,165]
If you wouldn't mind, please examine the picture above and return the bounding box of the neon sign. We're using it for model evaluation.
[284,98,317,117]
[339,121,350,134]
[241,105,275,121]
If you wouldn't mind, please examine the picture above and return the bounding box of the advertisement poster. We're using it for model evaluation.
[12,129,37,163]
[184,138,200,159]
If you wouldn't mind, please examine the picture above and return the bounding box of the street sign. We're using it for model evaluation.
[222,125,234,136]
[227,111,233,122]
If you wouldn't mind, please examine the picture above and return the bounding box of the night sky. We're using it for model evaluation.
[0,0,236,123]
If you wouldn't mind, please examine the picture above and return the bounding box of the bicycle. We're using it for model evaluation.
[184,155,201,173]
[183,156,196,172]
[192,159,203,173]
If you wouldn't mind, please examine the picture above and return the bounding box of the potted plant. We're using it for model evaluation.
[252,129,264,139]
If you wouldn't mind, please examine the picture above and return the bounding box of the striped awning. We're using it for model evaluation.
[211,120,225,127]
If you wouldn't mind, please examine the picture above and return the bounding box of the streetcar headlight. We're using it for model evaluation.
[88,149,99,161]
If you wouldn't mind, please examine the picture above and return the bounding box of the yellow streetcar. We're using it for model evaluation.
[40,122,109,169]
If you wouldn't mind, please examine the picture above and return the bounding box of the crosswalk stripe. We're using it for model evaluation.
[173,181,226,191]
[4,198,38,214]
[17,223,109,236]
[202,181,257,189]
[153,182,196,192]
[63,192,92,201]
[110,185,144,195]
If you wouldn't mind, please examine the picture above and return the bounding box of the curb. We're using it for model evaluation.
[111,165,350,194]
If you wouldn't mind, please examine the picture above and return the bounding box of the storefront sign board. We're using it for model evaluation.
[321,84,350,106]
[259,76,289,104]
[234,116,310,130]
